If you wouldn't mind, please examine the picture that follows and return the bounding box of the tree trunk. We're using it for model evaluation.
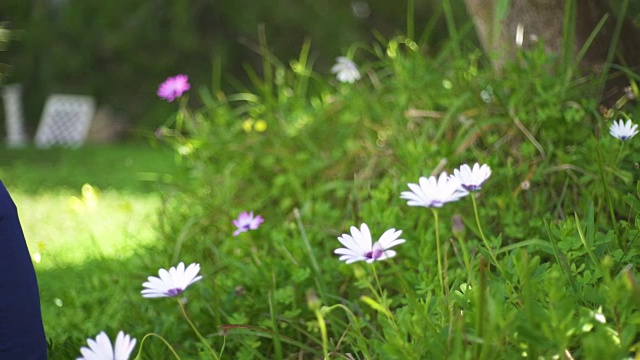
[464,0,640,104]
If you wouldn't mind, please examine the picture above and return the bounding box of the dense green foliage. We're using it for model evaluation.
[148,27,640,360]
[4,2,640,359]
[0,144,175,193]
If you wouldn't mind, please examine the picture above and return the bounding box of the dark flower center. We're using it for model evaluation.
[167,288,184,297]
[365,248,383,260]
[462,184,479,191]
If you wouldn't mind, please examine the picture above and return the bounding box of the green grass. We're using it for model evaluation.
[6,14,640,360]
[145,33,640,359]
[13,189,160,268]
[0,143,180,359]
[0,143,175,193]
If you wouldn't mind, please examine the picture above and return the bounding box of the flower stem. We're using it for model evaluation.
[370,264,384,302]
[177,299,220,360]
[432,209,444,297]
[454,231,472,283]
[322,304,373,359]
[133,333,182,360]
[470,194,505,276]
[595,146,623,250]
[314,308,330,359]
[615,142,625,165]
[369,265,399,329]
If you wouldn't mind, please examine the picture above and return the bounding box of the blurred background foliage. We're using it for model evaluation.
[0,0,470,133]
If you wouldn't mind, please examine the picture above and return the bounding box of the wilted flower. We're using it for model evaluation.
[233,211,264,236]
[334,223,405,264]
[451,214,465,237]
[77,331,136,360]
[331,56,361,83]
[155,127,165,140]
[401,172,468,208]
[609,119,638,141]
[452,163,491,191]
[157,74,190,102]
[141,262,203,298]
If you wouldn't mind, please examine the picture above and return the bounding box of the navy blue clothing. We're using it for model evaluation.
[0,182,47,359]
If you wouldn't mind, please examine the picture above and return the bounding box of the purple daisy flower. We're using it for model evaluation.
[233,211,264,236]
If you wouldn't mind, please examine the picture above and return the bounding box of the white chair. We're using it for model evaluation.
[34,94,96,148]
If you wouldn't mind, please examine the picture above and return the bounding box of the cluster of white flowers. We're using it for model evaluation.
[334,163,492,264]
[77,262,203,359]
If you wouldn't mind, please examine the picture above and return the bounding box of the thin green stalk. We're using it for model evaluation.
[133,333,182,360]
[544,219,578,294]
[368,264,400,329]
[257,23,273,100]
[431,208,448,326]
[470,194,505,275]
[268,292,283,360]
[177,299,220,360]
[441,0,461,59]
[406,0,415,39]
[454,232,472,283]
[322,304,372,359]
[561,0,576,73]
[596,0,629,101]
[595,146,623,249]
[314,309,329,359]
[175,96,188,133]
[294,208,328,301]
[474,258,487,359]
[615,141,626,166]
[370,264,384,301]
[574,213,604,277]
[432,209,444,297]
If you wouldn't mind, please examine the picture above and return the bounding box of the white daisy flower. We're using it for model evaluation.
[331,56,361,83]
[77,331,136,360]
[609,119,638,140]
[401,172,468,208]
[141,262,203,298]
[334,223,405,264]
[452,163,491,191]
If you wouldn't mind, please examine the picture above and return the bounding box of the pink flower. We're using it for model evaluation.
[233,211,264,236]
[157,74,190,102]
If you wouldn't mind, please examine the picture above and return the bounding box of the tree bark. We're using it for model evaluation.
[464,0,640,103]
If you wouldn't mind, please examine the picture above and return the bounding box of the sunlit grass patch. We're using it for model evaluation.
[14,187,161,269]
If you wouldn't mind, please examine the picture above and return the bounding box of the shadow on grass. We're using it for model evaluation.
[0,143,176,194]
